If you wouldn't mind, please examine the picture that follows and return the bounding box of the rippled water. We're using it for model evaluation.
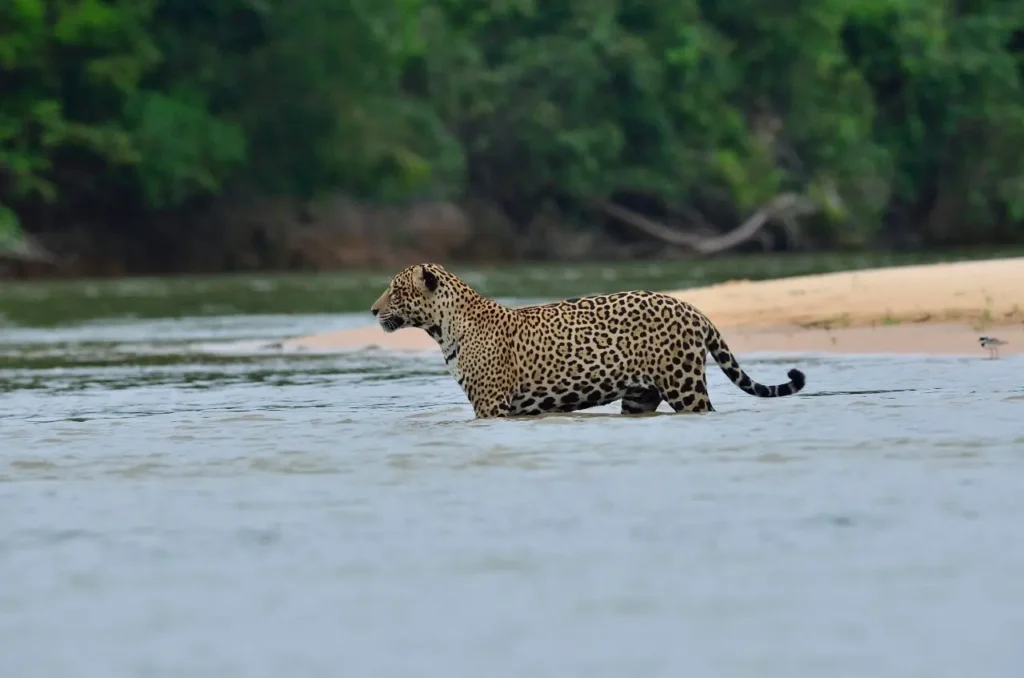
[2,312,1023,678]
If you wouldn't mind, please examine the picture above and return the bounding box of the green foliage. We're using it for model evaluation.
[0,0,1022,254]
[124,90,246,207]
[0,205,20,242]
[1,0,151,203]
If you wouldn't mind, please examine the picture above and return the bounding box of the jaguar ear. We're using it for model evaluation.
[409,266,438,294]
[416,265,439,293]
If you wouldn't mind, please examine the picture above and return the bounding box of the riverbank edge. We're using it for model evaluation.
[280,257,1024,357]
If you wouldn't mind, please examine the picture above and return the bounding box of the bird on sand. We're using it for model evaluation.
[978,336,1008,359]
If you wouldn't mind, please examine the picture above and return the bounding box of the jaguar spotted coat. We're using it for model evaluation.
[370,263,806,419]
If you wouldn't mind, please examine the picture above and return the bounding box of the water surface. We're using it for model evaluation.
[2,271,1023,677]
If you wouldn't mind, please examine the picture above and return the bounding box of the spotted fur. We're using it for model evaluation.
[370,263,807,419]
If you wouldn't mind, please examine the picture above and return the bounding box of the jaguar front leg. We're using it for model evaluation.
[468,382,514,419]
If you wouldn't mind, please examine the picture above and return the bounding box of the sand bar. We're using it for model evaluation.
[281,257,1024,356]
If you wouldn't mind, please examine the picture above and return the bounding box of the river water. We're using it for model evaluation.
[2,294,1024,677]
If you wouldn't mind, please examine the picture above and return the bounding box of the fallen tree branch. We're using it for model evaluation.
[667,203,718,238]
[0,233,58,265]
[598,192,817,255]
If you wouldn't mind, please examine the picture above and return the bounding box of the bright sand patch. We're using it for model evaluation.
[281,257,1024,356]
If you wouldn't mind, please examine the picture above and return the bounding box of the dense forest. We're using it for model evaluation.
[1,0,1023,275]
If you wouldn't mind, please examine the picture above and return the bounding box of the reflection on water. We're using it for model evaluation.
[2,313,1023,678]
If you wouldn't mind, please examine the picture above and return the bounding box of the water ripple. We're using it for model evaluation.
[2,317,1023,678]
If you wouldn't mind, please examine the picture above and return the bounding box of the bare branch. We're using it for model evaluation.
[0,234,58,264]
[598,192,817,255]
[598,201,707,250]
[666,203,718,237]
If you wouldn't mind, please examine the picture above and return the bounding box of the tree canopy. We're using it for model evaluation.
[2,0,1022,264]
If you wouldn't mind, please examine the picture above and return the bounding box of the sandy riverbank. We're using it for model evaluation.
[281,257,1024,357]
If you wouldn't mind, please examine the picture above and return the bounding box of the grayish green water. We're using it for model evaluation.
[2,260,1024,677]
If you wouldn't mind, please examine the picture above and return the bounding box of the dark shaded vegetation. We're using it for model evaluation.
[2,0,1022,275]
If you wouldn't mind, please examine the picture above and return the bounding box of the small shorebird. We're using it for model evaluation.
[978,336,1008,359]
